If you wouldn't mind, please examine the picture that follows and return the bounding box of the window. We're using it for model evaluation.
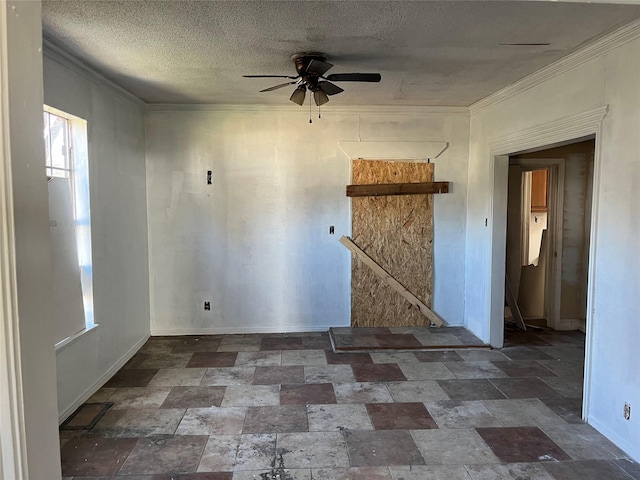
[44,105,95,346]
[43,110,72,179]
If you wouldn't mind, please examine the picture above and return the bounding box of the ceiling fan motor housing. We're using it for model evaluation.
[291,52,327,75]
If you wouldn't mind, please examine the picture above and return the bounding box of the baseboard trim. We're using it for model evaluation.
[57,334,150,424]
[588,416,639,462]
[150,325,345,336]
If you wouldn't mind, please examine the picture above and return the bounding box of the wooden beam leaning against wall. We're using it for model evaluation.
[340,236,444,327]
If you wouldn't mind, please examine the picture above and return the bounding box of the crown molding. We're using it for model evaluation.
[488,106,608,155]
[145,103,469,116]
[42,39,145,107]
[470,18,640,115]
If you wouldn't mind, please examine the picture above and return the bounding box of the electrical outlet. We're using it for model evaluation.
[624,403,631,420]
[204,301,211,311]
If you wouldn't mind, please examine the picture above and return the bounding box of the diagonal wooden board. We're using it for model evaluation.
[340,236,444,327]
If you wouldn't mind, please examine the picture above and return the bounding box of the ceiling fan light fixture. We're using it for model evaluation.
[313,89,329,106]
[290,85,306,106]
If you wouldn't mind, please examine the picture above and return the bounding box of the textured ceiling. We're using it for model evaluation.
[42,1,640,106]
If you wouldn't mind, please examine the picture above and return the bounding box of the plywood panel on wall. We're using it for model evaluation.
[351,160,434,327]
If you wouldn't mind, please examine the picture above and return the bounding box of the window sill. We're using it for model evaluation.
[55,324,99,353]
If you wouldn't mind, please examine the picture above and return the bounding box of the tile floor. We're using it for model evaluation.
[59,327,640,479]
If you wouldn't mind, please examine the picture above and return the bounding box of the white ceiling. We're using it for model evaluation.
[41,1,640,106]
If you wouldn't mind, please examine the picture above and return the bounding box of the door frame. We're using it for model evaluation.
[509,159,565,330]
[0,2,28,476]
[487,106,607,421]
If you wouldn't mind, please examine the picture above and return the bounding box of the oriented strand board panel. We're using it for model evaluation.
[351,160,434,327]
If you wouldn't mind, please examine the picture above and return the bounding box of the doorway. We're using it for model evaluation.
[500,140,595,423]
[506,140,594,335]
[505,161,562,331]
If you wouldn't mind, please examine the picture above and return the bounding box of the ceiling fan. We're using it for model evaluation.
[243,52,381,106]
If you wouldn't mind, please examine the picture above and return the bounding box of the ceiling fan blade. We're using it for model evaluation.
[290,86,306,106]
[306,59,333,76]
[325,73,381,82]
[243,74,298,79]
[314,89,329,106]
[319,81,344,96]
[260,81,298,92]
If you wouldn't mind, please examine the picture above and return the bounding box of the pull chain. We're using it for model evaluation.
[318,104,321,119]
[309,95,312,124]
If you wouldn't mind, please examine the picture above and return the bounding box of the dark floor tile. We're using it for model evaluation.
[172,474,234,480]
[344,430,425,467]
[431,326,469,335]
[374,334,422,348]
[476,426,571,463]
[123,352,149,369]
[414,351,464,362]
[104,369,159,388]
[437,379,506,401]
[186,352,238,368]
[73,474,232,480]
[160,386,226,408]
[537,332,585,347]
[243,405,308,433]
[118,435,208,475]
[366,402,438,430]
[539,397,583,424]
[351,364,406,382]
[325,351,373,364]
[253,366,304,385]
[175,474,234,480]
[614,459,640,480]
[490,378,563,399]
[456,333,488,345]
[280,383,336,405]
[332,334,382,349]
[260,337,304,350]
[302,334,331,349]
[499,346,554,361]
[335,327,391,335]
[141,337,183,354]
[492,361,558,377]
[504,331,551,347]
[62,403,111,429]
[172,336,222,353]
[537,359,585,378]
[543,460,633,480]
[60,437,138,476]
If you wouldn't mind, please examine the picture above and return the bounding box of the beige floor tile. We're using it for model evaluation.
[307,404,373,432]
[149,368,206,386]
[176,406,247,435]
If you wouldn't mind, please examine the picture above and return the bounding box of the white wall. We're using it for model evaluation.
[43,47,151,421]
[146,107,469,334]
[466,30,640,460]
[1,1,62,477]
